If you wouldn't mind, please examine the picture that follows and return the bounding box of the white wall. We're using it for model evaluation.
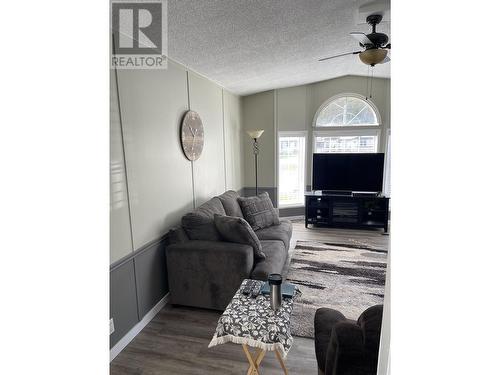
[276,85,310,132]
[223,91,245,191]
[242,75,391,196]
[112,73,390,261]
[110,61,245,264]
[110,70,134,263]
[242,90,276,189]
[116,62,193,250]
[309,76,391,159]
[188,72,226,206]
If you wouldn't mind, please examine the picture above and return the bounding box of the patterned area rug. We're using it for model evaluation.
[287,240,387,338]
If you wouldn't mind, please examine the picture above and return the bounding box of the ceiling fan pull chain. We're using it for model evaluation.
[366,65,370,100]
[369,66,374,99]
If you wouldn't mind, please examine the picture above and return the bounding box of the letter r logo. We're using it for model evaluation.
[112,2,162,55]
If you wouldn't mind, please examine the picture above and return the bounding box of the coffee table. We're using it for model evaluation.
[208,279,299,374]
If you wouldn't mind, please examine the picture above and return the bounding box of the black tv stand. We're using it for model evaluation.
[352,191,379,197]
[322,190,351,196]
[305,191,389,232]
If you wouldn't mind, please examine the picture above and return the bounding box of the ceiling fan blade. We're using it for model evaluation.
[318,51,361,62]
[350,32,373,46]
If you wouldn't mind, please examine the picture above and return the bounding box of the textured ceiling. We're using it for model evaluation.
[167,0,390,96]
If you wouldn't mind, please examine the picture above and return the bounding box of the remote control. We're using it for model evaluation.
[242,281,254,296]
[250,282,261,298]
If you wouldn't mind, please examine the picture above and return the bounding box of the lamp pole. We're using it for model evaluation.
[247,130,264,197]
[253,138,259,195]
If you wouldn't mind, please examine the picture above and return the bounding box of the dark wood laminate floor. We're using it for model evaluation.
[111,221,389,374]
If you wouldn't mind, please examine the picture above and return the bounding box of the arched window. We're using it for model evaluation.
[313,94,381,153]
[315,95,379,127]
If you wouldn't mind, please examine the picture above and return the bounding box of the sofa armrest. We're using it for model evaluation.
[325,321,364,375]
[166,240,254,310]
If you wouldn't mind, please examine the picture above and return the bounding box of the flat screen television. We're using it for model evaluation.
[312,153,385,192]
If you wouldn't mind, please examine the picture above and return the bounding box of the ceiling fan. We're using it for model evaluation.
[319,14,391,66]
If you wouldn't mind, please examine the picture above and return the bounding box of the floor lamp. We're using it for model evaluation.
[246,130,264,196]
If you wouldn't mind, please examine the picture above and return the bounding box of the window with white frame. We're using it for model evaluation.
[313,94,381,154]
[315,95,379,127]
[314,129,379,153]
[278,132,306,207]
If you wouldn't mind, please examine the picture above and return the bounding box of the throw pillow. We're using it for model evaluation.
[237,192,280,231]
[181,197,225,241]
[218,190,244,218]
[213,214,266,260]
[182,213,221,241]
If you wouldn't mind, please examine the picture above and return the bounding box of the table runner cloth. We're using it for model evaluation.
[208,279,299,358]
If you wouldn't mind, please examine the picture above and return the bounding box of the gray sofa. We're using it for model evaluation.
[165,190,293,310]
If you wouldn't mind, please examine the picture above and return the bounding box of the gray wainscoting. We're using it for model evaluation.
[110,260,138,347]
[279,206,305,218]
[110,235,169,347]
[134,237,169,319]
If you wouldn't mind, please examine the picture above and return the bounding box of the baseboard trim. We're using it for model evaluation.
[110,293,170,362]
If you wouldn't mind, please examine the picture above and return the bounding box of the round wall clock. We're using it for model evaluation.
[180,110,204,161]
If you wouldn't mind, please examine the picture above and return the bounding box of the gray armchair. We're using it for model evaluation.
[314,305,383,375]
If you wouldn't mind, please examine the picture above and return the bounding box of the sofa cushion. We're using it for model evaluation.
[218,190,244,218]
[255,219,293,250]
[250,240,286,281]
[214,214,265,260]
[182,197,225,241]
[237,192,280,231]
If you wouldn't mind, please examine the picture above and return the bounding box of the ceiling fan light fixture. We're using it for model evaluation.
[359,49,388,66]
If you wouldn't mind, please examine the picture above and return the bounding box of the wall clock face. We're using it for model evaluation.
[180,110,204,161]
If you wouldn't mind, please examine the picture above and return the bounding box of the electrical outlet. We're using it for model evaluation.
[110,318,115,335]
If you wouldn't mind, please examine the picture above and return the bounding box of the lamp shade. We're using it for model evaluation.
[359,49,388,66]
[246,129,264,139]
